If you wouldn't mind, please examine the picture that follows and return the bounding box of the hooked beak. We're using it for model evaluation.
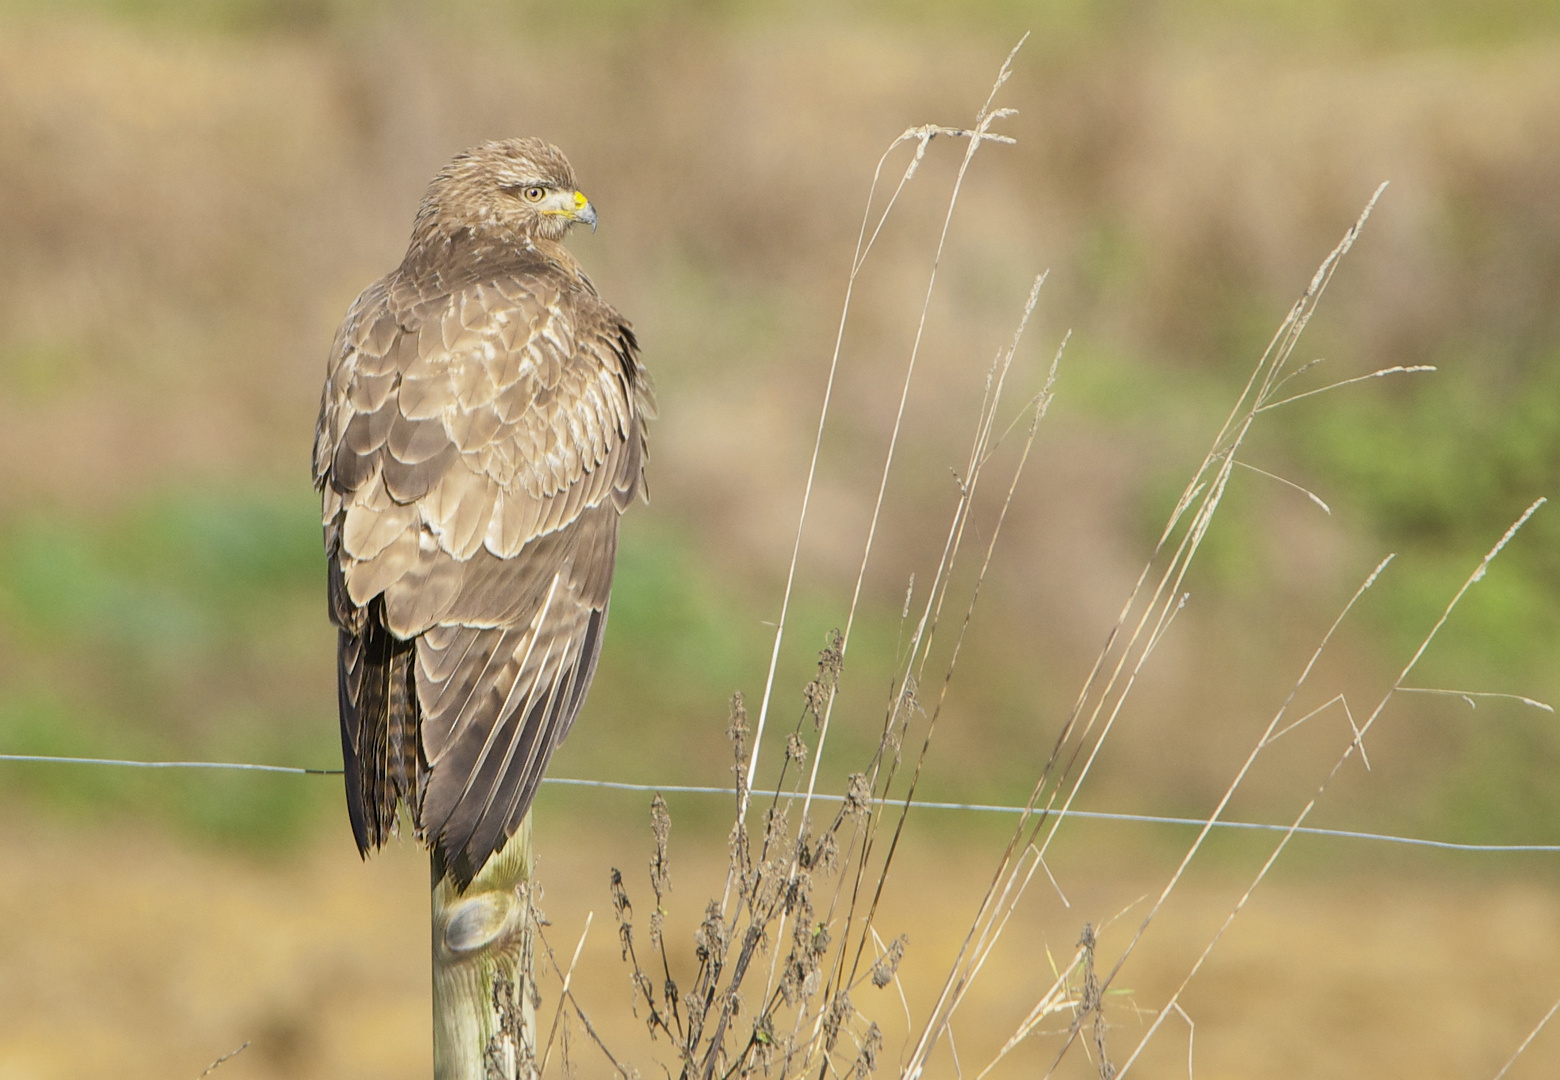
[571,190,598,232]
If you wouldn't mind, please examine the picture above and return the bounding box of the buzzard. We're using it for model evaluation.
[313,138,652,889]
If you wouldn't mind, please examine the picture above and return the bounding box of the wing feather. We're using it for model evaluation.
[431,587,565,825]
[381,443,457,503]
[342,487,415,560]
[387,407,454,464]
[347,371,398,413]
[397,373,447,421]
[416,506,617,886]
[342,406,394,456]
[383,535,464,633]
[416,624,486,699]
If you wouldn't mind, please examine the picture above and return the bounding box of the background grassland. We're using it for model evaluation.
[0,2,1557,1077]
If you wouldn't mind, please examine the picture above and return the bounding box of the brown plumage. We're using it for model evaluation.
[313,138,652,890]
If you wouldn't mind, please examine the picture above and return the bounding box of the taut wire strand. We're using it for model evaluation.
[0,753,340,775]
[3,754,1556,853]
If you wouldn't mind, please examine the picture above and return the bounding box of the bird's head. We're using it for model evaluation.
[412,137,598,251]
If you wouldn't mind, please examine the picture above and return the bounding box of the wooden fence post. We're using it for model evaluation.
[431,816,537,1080]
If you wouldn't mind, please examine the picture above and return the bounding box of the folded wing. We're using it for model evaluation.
[315,258,649,888]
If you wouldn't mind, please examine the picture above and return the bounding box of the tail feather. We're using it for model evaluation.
[338,599,418,854]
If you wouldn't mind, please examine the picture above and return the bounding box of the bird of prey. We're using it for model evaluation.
[313,138,652,890]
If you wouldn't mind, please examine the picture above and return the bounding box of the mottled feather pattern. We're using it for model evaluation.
[314,138,650,890]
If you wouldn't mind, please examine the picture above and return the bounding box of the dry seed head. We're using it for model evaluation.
[878,725,902,763]
[682,987,707,1044]
[610,868,629,915]
[781,899,820,1006]
[760,851,793,910]
[763,804,789,847]
[610,868,634,960]
[728,691,749,742]
[728,691,750,791]
[727,816,751,887]
[695,900,728,963]
[785,731,808,766]
[779,965,800,1007]
[649,794,672,899]
[779,974,799,1008]
[811,920,832,957]
[871,934,907,989]
[630,970,656,1023]
[782,947,824,1008]
[822,990,854,1053]
[843,772,872,820]
[751,1013,780,1072]
[802,682,827,723]
[1073,920,1116,1076]
[742,861,767,905]
[802,630,845,726]
[789,900,814,948]
[853,1022,883,1079]
[783,868,812,915]
[814,830,840,874]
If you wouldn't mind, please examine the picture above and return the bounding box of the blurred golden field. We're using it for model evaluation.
[1,1,1558,1077]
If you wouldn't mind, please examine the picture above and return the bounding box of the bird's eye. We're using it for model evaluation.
[522,186,546,203]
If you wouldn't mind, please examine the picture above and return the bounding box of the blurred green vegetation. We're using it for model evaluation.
[0,487,339,848]
[1101,345,1560,845]
[1296,358,1560,845]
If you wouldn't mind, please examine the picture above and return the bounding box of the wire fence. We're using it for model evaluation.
[4,752,1556,855]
